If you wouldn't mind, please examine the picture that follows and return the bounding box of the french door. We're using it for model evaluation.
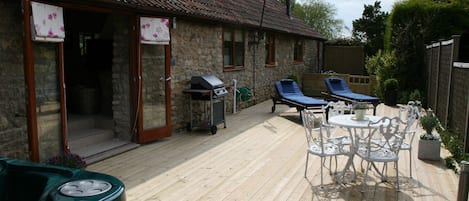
[136,43,172,143]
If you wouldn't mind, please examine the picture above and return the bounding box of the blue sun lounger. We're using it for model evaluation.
[323,77,380,114]
[271,79,327,113]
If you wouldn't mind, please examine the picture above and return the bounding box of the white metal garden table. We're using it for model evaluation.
[328,114,388,183]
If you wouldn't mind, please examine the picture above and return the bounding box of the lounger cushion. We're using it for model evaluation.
[324,78,380,103]
[275,79,327,106]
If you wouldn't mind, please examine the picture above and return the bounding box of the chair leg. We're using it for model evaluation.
[396,161,400,192]
[361,162,370,192]
[334,156,338,174]
[351,160,357,181]
[320,157,324,188]
[381,163,388,182]
[304,153,310,178]
[409,150,413,178]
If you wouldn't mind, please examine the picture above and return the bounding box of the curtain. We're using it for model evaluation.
[31,1,65,42]
[140,17,170,45]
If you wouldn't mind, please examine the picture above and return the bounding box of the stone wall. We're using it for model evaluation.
[170,21,223,131]
[0,1,29,160]
[170,20,321,131]
[109,15,131,140]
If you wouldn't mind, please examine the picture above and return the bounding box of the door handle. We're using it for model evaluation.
[160,76,172,81]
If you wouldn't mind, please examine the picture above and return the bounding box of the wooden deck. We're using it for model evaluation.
[88,100,459,201]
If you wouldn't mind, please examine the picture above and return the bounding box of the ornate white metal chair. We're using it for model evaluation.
[325,101,352,117]
[398,101,421,178]
[356,116,405,192]
[301,109,351,188]
[321,101,353,172]
[322,101,353,141]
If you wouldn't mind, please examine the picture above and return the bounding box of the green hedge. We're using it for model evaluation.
[384,0,469,102]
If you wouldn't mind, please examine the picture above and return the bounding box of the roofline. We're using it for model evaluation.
[51,0,327,40]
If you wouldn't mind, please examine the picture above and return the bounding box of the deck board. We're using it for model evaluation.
[88,100,459,201]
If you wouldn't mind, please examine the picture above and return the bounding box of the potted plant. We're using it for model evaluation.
[383,78,399,106]
[353,102,369,121]
[417,109,441,160]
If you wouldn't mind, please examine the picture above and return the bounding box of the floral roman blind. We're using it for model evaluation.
[140,17,170,45]
[31,1,65,42]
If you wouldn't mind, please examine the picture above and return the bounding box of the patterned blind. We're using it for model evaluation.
[31,1,65,42]
[140,17,170,45]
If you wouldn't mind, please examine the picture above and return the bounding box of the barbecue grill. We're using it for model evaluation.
[183,75,227,134]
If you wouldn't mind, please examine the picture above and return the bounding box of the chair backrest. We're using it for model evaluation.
[324,77,352,94]
[399,101,421,132]
[322,101,351,126]
[275,79,304,97]
[325,101,352,118]
[301,109,328,153]
[360,117,405,158]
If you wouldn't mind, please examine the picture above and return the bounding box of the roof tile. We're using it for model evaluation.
[111,0,325,39]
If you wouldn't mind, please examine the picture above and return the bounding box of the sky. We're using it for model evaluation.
[299,0,401,37]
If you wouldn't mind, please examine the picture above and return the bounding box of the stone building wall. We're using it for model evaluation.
[170,20,321,131]
[109,15,131,140]
[170,21,223,131]
[0,1,29,160]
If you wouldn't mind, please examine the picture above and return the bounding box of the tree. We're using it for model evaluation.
[289,0,345,39]
[352,1,389,56]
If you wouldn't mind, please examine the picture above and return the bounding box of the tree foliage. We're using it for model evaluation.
[384,0,469,100]
[352,1,389,56]
[365,50,397,98]
[279,0,345,39]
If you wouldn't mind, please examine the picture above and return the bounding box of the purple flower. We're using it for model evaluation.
[45,153,87,169]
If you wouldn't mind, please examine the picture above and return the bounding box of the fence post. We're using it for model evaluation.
[457,161,469,201]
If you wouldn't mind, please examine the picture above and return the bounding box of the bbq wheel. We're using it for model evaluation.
[211,125,217,135]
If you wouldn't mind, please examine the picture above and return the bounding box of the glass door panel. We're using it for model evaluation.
[141,44,166,130]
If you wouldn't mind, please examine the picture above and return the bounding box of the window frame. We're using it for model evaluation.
[293,39,304,63]
[265,33,276,67]
[223,28,245,71]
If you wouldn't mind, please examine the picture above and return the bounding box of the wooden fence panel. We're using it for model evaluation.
[436,44,453,126]
[302,73,376,98]
[450,64,469,151]
[429,45,440,110]
[426,36,469,152]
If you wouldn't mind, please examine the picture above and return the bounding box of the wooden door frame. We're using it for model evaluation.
[23,0,40,162]
[133,16,172,143]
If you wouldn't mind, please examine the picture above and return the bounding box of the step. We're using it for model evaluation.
[68,128,115,148]
[76,140,140,165]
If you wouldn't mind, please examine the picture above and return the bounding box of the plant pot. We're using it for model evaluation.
[354,109,367,121]
[418,139,441,161]
[384,89,397,106]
